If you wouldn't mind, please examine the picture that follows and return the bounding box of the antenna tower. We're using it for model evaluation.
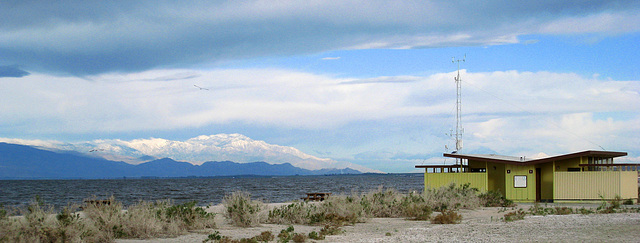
[452,55,465,153]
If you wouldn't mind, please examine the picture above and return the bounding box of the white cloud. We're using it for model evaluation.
[540,11,640,34]
[2,69,637,134]
[1,68,638,172]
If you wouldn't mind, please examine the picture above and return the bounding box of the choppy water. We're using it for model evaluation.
[0,174,424,210]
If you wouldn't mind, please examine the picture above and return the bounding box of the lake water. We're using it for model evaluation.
[0,173,424,210]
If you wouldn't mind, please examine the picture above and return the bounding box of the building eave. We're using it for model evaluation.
[442,150,628,166]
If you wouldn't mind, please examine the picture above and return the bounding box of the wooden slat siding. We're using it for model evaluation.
[504,164,536,202]
[620,171,638,199]
[423,172,488,192]
[554,171,637,200]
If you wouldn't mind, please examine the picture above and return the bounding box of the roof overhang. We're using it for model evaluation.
[440,150,628,166]
[415,164,469,169]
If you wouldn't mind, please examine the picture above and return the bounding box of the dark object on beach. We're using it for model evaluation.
[82,199,113,209]
[301,193,331,201]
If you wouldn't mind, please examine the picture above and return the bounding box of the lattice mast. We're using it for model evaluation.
[452,55,465,153]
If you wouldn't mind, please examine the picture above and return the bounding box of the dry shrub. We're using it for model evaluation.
[430,209,462,224]
[554,207,573,215]
[503,209,526,222]
[266,184,485,225]
[399,191,432,220]
[82,197,133,239]
[424,183,481,211]
[266,196,364,226]
[312,194,365,225]
[111,200,215,238]
[1,197,216,242]
[291,232,307,243]
[319,223,344,236]
[253,230,275,242]
[264,184,479,228]
[359,187,404,217]
[223,191,264,227]
[0,198,110,242]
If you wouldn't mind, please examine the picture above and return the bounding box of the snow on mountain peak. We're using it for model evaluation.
[1,134,379,173]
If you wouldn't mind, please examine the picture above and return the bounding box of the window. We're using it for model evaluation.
[514,175,527,188]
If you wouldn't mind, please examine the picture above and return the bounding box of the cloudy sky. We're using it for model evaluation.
[1,1,639,172]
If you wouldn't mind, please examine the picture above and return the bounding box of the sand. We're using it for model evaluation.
[116,203,640,243]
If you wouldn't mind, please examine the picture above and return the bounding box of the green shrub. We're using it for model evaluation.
[0,205,7,220]
[204,231,223,242]
[223,191,264,227]
[578,207,595,215]
[204,230,271,243]
[503,209,526,222]
[267,201,315,224]
[528,202,554,216]
[277,225,295,243]
[610,195,622,209]
[478,190,515,207]
[160,200,216,229]
[597,195,622,214]
[623,198,634,205]
[430,210,462,224]
[308,230,325,240]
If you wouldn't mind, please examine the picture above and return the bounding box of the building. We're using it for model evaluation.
[416,150,639,202]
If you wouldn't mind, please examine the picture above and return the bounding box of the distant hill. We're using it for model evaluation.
[1,134,380,173]
[0,142,362,179]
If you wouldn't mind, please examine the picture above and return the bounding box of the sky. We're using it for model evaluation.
[1,1,639,173]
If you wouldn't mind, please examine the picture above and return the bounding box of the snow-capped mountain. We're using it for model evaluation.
[2,134,379,173]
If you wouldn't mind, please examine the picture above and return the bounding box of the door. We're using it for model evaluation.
[535,168,542,202]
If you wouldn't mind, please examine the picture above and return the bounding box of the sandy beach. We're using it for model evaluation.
[116,203,640,243]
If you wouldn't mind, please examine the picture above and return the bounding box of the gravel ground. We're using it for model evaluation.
[117,204,640,243]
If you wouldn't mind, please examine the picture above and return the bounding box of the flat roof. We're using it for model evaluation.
[435,150,628,166]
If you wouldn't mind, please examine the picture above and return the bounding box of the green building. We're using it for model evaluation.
[416,150,638,202]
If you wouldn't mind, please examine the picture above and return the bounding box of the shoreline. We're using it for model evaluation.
[115,203,640,243]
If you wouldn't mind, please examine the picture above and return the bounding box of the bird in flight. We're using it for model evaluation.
[194,85,210,91]
[89,148,104,152]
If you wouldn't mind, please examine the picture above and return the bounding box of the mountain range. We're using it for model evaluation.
[0,142,363,179]
[0,134,378,173]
